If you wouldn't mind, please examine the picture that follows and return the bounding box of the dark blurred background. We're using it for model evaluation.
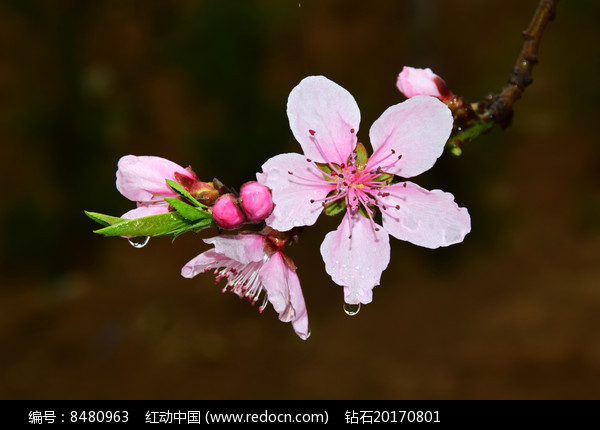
[1,0,599,399]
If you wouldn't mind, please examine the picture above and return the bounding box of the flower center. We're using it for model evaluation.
[287,129,401,233]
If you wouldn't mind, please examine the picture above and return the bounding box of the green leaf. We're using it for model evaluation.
[85,211,126,227]
[93,211,197,237]
[165,179,205,208]
[324,197,346,216]
[164,197,212,221]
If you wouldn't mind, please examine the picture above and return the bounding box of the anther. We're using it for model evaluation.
[288,171,294,175]
[309,129,316,136]
[306,158,312,162]
[391,149,396,154]
[350,128,355,133]
[403,182,407,188]
[310,199,315,203]
[398,154,403,160]
[395,205,400,210]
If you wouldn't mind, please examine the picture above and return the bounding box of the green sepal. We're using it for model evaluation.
[324,197,346,216]
[351,142,368,170]
[372,172,394,184]
[165,179,205,208]
[164,197,212,222]
[316,162,341,181]
[91,211,213,238]
[358,205,370,219]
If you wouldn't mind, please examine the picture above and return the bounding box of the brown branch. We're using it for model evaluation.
[487,0,559,128]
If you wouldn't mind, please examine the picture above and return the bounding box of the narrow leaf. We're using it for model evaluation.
[165,179,204,208]
[165,197,212,222]
[93,211,193,237]
[85,211,126,227]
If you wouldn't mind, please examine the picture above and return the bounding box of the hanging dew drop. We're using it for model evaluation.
[343,303,360,316]
[128,236,150,248]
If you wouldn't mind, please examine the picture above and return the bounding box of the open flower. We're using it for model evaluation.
[181,230,309,340]
[258,76,470,305]
[116,155,218,219]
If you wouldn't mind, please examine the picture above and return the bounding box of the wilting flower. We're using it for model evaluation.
[397,66,454,102]
[181,230,309,340]
[258,76,470,305]
[116,155,218,219]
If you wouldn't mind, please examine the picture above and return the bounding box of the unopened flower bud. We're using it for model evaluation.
[212,194,246,229]
[397,66,454,102]
[174,172,220,205]
[239,181,274,223]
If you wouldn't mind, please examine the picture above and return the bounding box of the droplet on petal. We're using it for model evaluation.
[343,302,361,316]
[128,236,150,248]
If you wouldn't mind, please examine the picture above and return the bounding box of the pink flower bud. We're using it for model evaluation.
[396,66,454,101]
[239,181,274,223]
[212,194,246,229]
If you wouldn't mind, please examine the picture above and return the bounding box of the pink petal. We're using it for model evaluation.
[367,96,453,178]
[181,249,227,278]
[287,76,360,164]
[258,153,332,232]
[320,212,390,305]
[259,252,309,340]
[204,234,266,265]
[116,155,191,202]
[380,182,471,249]
[121,204,169,219]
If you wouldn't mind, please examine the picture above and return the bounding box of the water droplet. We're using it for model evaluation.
[343,303,361,316]
[128,236,150,248]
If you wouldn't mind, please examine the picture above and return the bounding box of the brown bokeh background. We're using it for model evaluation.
[1,0,599,399]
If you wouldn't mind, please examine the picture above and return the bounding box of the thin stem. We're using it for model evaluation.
[487,0,559,128]
[447,0,559,154]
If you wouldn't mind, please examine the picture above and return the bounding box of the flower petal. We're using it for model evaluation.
[258,153,332,231]
[116,155,191,202]
[181,249,228,278]
[259,252,310,340]
[367,96,452,178]
[320,212,390,305]
[204,234,266,265]
[121,204,169,219]
[287,76,360,164]
[380,182,471,249]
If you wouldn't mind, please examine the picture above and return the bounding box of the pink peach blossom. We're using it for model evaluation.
[181,232,309,340]
[258,76,470,305]
[116,155,196,219]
